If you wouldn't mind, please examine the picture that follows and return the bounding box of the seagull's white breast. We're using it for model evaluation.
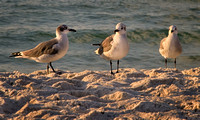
[160,34,182,59]
[103,34,129,60]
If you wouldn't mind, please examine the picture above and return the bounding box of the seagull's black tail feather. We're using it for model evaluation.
[9,52,22,57]
[91,43,101,46]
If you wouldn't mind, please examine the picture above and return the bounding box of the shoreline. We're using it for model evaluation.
[0,67,200,119]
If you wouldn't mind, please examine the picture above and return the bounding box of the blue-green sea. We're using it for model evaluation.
[0,0,199,73]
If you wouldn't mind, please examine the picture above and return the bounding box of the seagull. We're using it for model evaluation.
[92,23,129,75]
[10,24,76,74]
[159,25,182,68]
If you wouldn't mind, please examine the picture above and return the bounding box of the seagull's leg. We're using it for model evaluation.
[116,60,119,73]
[47,63,50,74]
[49,62,62,74]
[165,58,167,68]
[110,60,114,75]
[49,62,56,73]
[174,58,176,68]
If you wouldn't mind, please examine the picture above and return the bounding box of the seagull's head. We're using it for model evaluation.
[169,25,178,35]
[114,22,126,34]
[56,25,76,36]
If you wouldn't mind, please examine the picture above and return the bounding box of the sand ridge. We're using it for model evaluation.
[0,67,199,120]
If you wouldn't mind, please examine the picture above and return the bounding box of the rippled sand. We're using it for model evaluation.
[0,67,199,120]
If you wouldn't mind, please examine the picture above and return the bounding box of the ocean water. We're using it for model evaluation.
[0,0,199,73]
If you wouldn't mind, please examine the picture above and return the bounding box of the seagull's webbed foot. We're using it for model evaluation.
[55,71,62,75]
[111,71,115,75]
[47,62,62,75]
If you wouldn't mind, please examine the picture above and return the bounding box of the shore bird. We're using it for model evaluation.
[10,25,76,74]
[92,23,129,75]
[159,25,182,68]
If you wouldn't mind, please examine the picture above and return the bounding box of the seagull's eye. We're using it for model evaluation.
[60,27,64,31]
[121,27,123,30]
[175,28,177,30]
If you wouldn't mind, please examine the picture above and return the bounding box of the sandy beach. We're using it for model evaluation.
[0,67,199,120]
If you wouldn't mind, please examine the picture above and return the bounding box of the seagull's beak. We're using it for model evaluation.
[114,29,120,33]
[69,29,76,32]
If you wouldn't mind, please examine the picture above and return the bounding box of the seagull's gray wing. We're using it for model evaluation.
[98,34,114,55]
[22,38,58,57]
